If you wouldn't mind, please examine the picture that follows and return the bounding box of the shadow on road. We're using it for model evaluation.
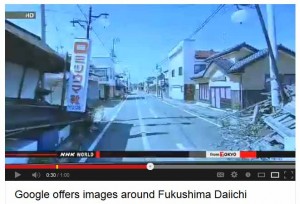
[126,97,145,100]
[129,132,169,139]
[135,122,191,127]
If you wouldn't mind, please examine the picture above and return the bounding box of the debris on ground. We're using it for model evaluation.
[215,84,295,152]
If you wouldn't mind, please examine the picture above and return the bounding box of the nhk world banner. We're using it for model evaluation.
[67,39,91,112]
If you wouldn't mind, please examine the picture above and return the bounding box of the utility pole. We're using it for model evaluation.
[255,5,286,109]
[71,6,109,40]
[41,4,46,43]
[86,6,92,39]
[155,64,162,97]
[266,4,279,108]
[40,4,46,89]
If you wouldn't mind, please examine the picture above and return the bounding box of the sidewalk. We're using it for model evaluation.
[153,95,230,125]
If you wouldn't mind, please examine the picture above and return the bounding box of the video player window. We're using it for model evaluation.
[5,3,295,181]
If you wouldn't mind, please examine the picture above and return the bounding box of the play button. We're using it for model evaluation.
[15,172,21,178]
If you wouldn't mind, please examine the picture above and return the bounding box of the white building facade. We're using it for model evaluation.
[168,39,196,100]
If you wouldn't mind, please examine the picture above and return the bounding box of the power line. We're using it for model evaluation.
[76,4,111,56]
[76,4,88,20]
[188,4,225,39]
[157,4,225,67]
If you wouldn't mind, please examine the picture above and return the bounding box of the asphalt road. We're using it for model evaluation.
[86,91,222,163]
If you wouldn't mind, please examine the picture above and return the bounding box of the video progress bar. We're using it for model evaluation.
[154,165,295,169]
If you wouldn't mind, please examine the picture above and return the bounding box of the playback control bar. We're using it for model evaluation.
[6,163,295,181]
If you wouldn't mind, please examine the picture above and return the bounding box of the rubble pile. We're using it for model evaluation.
[216,84,295,151]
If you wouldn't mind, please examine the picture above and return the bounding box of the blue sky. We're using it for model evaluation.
[5,4,295,83]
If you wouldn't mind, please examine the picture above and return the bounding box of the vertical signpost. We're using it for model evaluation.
[67,38,91,112]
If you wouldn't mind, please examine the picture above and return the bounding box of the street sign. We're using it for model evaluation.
[67,38,91,112]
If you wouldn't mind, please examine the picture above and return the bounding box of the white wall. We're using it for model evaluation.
[208,64,241,91]
[5,62,23,98]
[168,39,195,99]
[183,39,196,84]
[168,41,184,99]
[5,61,40,99]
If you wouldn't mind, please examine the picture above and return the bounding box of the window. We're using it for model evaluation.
[178,67,183,76]
[194,64,206,74]
[172,69,175,77]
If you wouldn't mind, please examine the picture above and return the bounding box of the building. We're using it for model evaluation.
[5,21,89,163]
[191,42,295,109]
[91,57,116,99]
[193,49,218,100]
[167,39,216,100]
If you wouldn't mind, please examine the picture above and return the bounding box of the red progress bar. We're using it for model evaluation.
[5,164,147,170]
[240,151,257,158]
[58,164,147,170]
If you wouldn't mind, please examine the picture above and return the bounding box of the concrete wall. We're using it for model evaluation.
[6,61,40,99]
[242,52,295,90]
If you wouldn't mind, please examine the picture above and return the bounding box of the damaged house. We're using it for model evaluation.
[191,42,295,110]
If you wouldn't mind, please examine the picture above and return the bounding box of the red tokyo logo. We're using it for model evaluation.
[220,152,237,157]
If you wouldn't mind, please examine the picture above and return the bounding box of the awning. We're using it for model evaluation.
[5,20,68,73]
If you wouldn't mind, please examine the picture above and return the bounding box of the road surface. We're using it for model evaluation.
[86,91,222,163]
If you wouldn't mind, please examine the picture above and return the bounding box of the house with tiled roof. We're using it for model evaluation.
[191,42,295,109]
[167,39,216,100]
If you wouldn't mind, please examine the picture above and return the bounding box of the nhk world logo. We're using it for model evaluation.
[206,151,240,158]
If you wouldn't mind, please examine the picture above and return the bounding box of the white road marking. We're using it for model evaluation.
[79,97,128,163]
[161,100,221,127]
[143,97,158,118]
[136,99,150,150]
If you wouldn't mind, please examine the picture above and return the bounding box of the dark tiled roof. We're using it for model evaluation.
[278,44,295,57]
[191,44,295,80]
[5,20,41,40]
[191,58,233,79]
[230,49,268,72]
[205,42,258,62]
[230,45,295,73]
[195,50,218,59]
[214,58,235,73]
